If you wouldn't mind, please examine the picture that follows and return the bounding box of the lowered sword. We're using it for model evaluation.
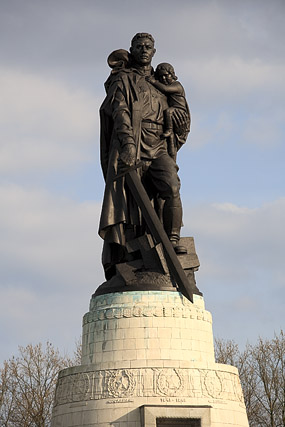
[114,162,194,303]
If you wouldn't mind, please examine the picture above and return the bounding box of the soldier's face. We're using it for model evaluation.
[130,38,156,66]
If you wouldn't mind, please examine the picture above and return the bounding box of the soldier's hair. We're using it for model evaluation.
[131,33,155,46]
[155,63,177,80]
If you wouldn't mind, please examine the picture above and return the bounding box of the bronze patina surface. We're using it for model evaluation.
[97,33,199,302]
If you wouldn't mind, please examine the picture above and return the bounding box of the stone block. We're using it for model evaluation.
[130,359,147,368]
[171,327,181,338]
[82,410,98,424]
[124,349,137,360]
[158,327,171,338]
[159,338,171,348]
[112,339,124,351]
[102,351,113,362]
[136,349,147,359]
[135,338,146,349]
[102,340,112,352]
[113,328,125,340]
[117,318,130,329]
[129,317,142,329]
[145,348,161,359]
[123,338,136,350]
[170,338,182,349]
[141,317,153,328]
[147,338,160,349]
[160,348,171,359]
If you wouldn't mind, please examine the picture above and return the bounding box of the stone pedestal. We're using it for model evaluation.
[51,291,249,426]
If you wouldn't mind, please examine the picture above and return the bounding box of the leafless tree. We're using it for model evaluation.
[73,336,82,366]
[0,341,80,427]
[247,331,285,427]
[215,330,285,427]
[0,360,17,426]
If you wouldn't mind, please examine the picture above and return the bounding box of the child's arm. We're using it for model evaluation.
[146,77,183,95]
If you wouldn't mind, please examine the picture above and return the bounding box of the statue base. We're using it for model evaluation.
[51,291,249,426]
[95,236,202,300]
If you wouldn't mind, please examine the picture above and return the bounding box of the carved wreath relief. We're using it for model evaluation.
[54,367,244,407]
[156,369,184,396]
[107,369,136,397]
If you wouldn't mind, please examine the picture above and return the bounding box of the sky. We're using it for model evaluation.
[0,0,284,363]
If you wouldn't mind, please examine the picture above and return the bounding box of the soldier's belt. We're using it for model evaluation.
[141,122,163,130]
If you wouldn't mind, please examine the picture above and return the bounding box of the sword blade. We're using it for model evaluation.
[126,169,194,303]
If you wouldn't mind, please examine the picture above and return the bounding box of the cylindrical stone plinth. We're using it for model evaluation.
[82,291,215,366]
[51,291,249,427]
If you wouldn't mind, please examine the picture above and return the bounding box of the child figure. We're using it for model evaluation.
[146,63,189,159]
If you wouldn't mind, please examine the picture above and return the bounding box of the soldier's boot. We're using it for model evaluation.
[163,205,187,254]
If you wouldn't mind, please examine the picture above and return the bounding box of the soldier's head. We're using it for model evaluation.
[130,33,156,67]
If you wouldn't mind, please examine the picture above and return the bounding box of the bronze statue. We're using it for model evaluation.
[98,33,191,283]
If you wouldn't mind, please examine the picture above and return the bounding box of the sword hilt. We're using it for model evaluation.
[113,161,143,181]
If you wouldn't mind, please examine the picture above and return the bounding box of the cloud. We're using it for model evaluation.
[1,1,284,159]
[212,202,253,215]
[241,111,285,148]
[0,68,100,173]
[186,198,285,269]
[1,1,284,71]
[0,68,98,139]
[0,184,104,290]
[182,198,285,344]
[179,56,285,149]
[183,57,285,105]
[160,0,285,61]
[0,183,106,361]
[189,111,235,149]
[0,139,92,174]
[0,287,85,359]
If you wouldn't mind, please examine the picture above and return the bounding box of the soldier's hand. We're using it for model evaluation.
[119,143,136,169]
